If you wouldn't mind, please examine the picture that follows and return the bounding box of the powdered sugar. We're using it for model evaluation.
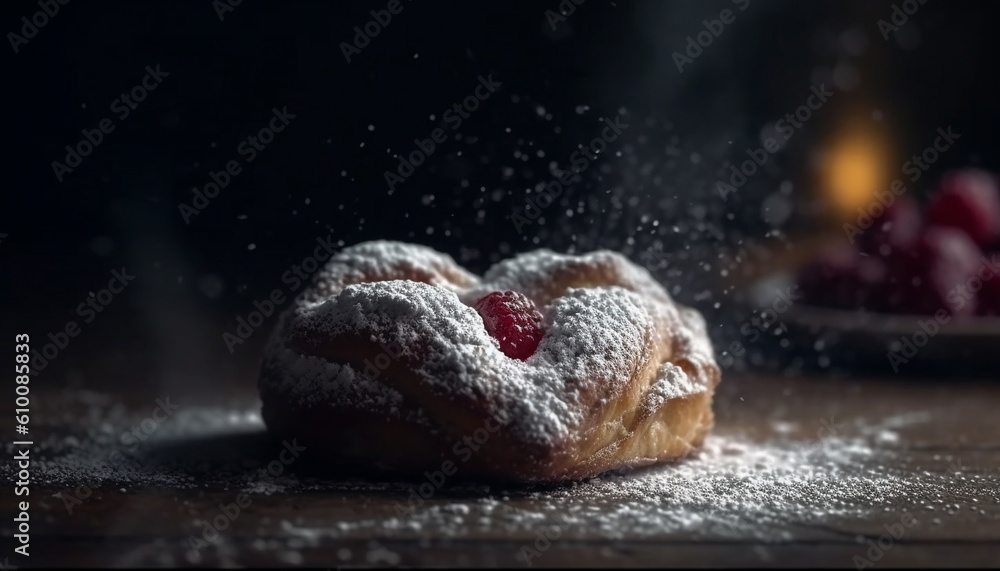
[273,412,992,543]
[10,388,995,569]
[265,346,406,415]
[641,362,698,413]
[297,241,479,307]
[1,400,266,490]
[241,468,299,495]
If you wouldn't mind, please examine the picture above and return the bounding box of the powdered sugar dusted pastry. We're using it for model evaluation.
[258,241,720,482]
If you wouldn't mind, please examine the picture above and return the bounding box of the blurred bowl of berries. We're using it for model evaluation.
[753,168,1000,375]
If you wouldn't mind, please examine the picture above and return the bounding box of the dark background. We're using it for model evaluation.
[3,0,999,389]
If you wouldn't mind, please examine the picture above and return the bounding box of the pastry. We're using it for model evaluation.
[258,241,721,482]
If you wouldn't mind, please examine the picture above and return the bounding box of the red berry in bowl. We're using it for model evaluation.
[879,227,982,316]
[474,291,544,360]
[858,197,921,256]
[925,169,1000,248]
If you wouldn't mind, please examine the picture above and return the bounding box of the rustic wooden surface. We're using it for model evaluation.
[7,371,1000,568]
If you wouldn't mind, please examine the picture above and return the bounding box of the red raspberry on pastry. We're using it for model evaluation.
[474,291,544,361]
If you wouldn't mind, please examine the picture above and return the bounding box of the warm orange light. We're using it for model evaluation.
[822,128,887,217]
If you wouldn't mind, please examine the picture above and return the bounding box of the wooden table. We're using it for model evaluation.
[6,370,999,568]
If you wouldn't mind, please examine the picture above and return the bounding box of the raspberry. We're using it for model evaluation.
[878,227,982,317]
[474,291,544,360]
[859,197,921,256]
[925,169,1000,248]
